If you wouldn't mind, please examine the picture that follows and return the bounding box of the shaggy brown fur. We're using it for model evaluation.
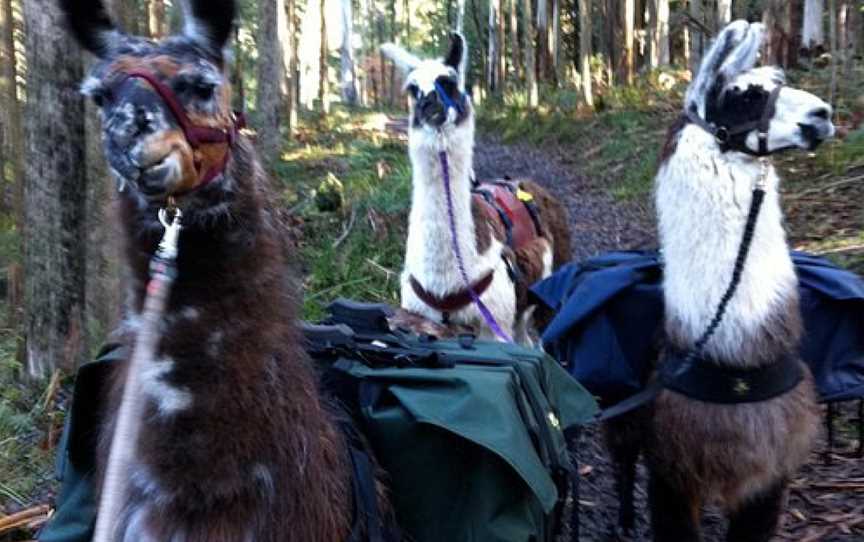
[101,136,363,541]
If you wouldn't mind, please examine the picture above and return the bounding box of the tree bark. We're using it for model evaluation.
[509,0,520,80]
[320,0,330,113]
[340,0,358,105]
[487,0,499,92]
[536,0,549,80]
[623,0,635,84]
[689,0,704,72]
[256,0,285,167]
[148,0,168,38]
[523,0,537,106]
[828,0,837,106]
[551,0,560,84]
[647,0,669,67]
[1,0,22,212]
[802,0,826,53]
[287,0,299,130]
[23,0,87,376]
[763,0,789,66]
[579,0,593,107]
[457,0,466,34]
[498,0,506,88]
[717,0,732,26]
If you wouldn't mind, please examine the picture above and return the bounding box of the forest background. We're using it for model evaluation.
[0,0,862,538]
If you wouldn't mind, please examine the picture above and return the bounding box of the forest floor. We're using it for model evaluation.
[1,64,863,541]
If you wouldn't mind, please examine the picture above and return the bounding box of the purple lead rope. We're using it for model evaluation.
[439,150,513,343]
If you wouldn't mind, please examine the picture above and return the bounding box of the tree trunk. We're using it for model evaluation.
[787,0,802,68]
[148,0,168,38]
[579,0,593,107]
[498,0,506,88]
[287,0,299,130]
[717,0,732,26]
[647,0,669,68]
[1,0,22,212]
[536,0,549,80]
[320,0,330,113]
[23,0,87,377]
[802,0,825,53]
[551,0,560,84]
[622,0,635,84]
[110,0,138,35]
[487,0,499,92]
[689,0,704,72]
[523,0,537,106]
[457,0,466,34]
[763,0,789,66]
[340,0,358,105]
[828,0,837,106]
[509,0,520,80]
[256,0,285,168]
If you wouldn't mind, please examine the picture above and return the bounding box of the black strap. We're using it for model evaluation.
[685,85,783,157]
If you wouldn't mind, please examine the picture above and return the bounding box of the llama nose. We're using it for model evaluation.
[134,106,153,133]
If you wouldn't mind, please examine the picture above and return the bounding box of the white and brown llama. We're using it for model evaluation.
[381,34,570,344]
[606,21,834,542]
[60,1,391,540]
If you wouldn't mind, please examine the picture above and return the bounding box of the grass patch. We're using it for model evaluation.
[274,106,412,320]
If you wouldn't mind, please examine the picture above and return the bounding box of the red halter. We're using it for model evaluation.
[118,70,246,194]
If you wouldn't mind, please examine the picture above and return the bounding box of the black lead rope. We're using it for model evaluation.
[595,163,768,423]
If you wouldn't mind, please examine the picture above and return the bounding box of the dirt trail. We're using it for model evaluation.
[474,133,864,542]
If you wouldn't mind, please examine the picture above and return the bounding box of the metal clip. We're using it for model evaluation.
[157,206,183,262]
[757,157,769,190]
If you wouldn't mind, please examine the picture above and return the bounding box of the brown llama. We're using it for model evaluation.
[381,35,571,344]
[59,1,388,540]
[606,21,834,542]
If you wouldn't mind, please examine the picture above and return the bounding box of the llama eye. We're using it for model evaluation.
[436,78,457,95]
[193,82,217,100]
[90,88,110,107]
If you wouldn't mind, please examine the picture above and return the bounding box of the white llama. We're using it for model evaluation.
[382,33,570,344]
[607,21,835,542]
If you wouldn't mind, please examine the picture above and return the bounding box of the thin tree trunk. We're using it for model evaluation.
[689,0,703,72]
[256,0,285,167]
[487,0,499,92]
[457,0,466,34]
[802,0,826,53]
[843,0,860,79]
[579,0,593,107]
[647,0,669,67]
[763,0,788,66]
[536,0,549,80]
[287,0,299,129]
[509,0,520,80]
[717,0,732,26]
[148,0,168,38]
[523,0,537,106]
[1,0,21,211]
[498,0,506,88]
[340,0,358,105]
[320,0,330,113]
[551,0,560,84]
[787,0,802,68]
[623,0,635,84]
[23,0,87,376]
[828,0,838,107]
[388,0,396,106]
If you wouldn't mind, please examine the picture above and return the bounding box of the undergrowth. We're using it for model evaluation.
[273,107,412,320]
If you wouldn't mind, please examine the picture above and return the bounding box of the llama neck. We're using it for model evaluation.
[404,122,502,291]
[657,125,801,366]
[114,138,350,538]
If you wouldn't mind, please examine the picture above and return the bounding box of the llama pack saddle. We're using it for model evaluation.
[409,179,544,314]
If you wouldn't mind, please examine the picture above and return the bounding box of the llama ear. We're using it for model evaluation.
[686,20,764,115]
[444,32,468,87]
[59,0,122,58]
[182,0,236,60]
[380,43,421,73]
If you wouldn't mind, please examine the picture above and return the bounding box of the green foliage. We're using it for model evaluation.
[273,107,412,320]
[0,325,56,511]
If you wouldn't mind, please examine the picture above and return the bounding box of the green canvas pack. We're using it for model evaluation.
[38,300,597,542]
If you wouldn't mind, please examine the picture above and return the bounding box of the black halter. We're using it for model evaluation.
[686,85,783,157]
